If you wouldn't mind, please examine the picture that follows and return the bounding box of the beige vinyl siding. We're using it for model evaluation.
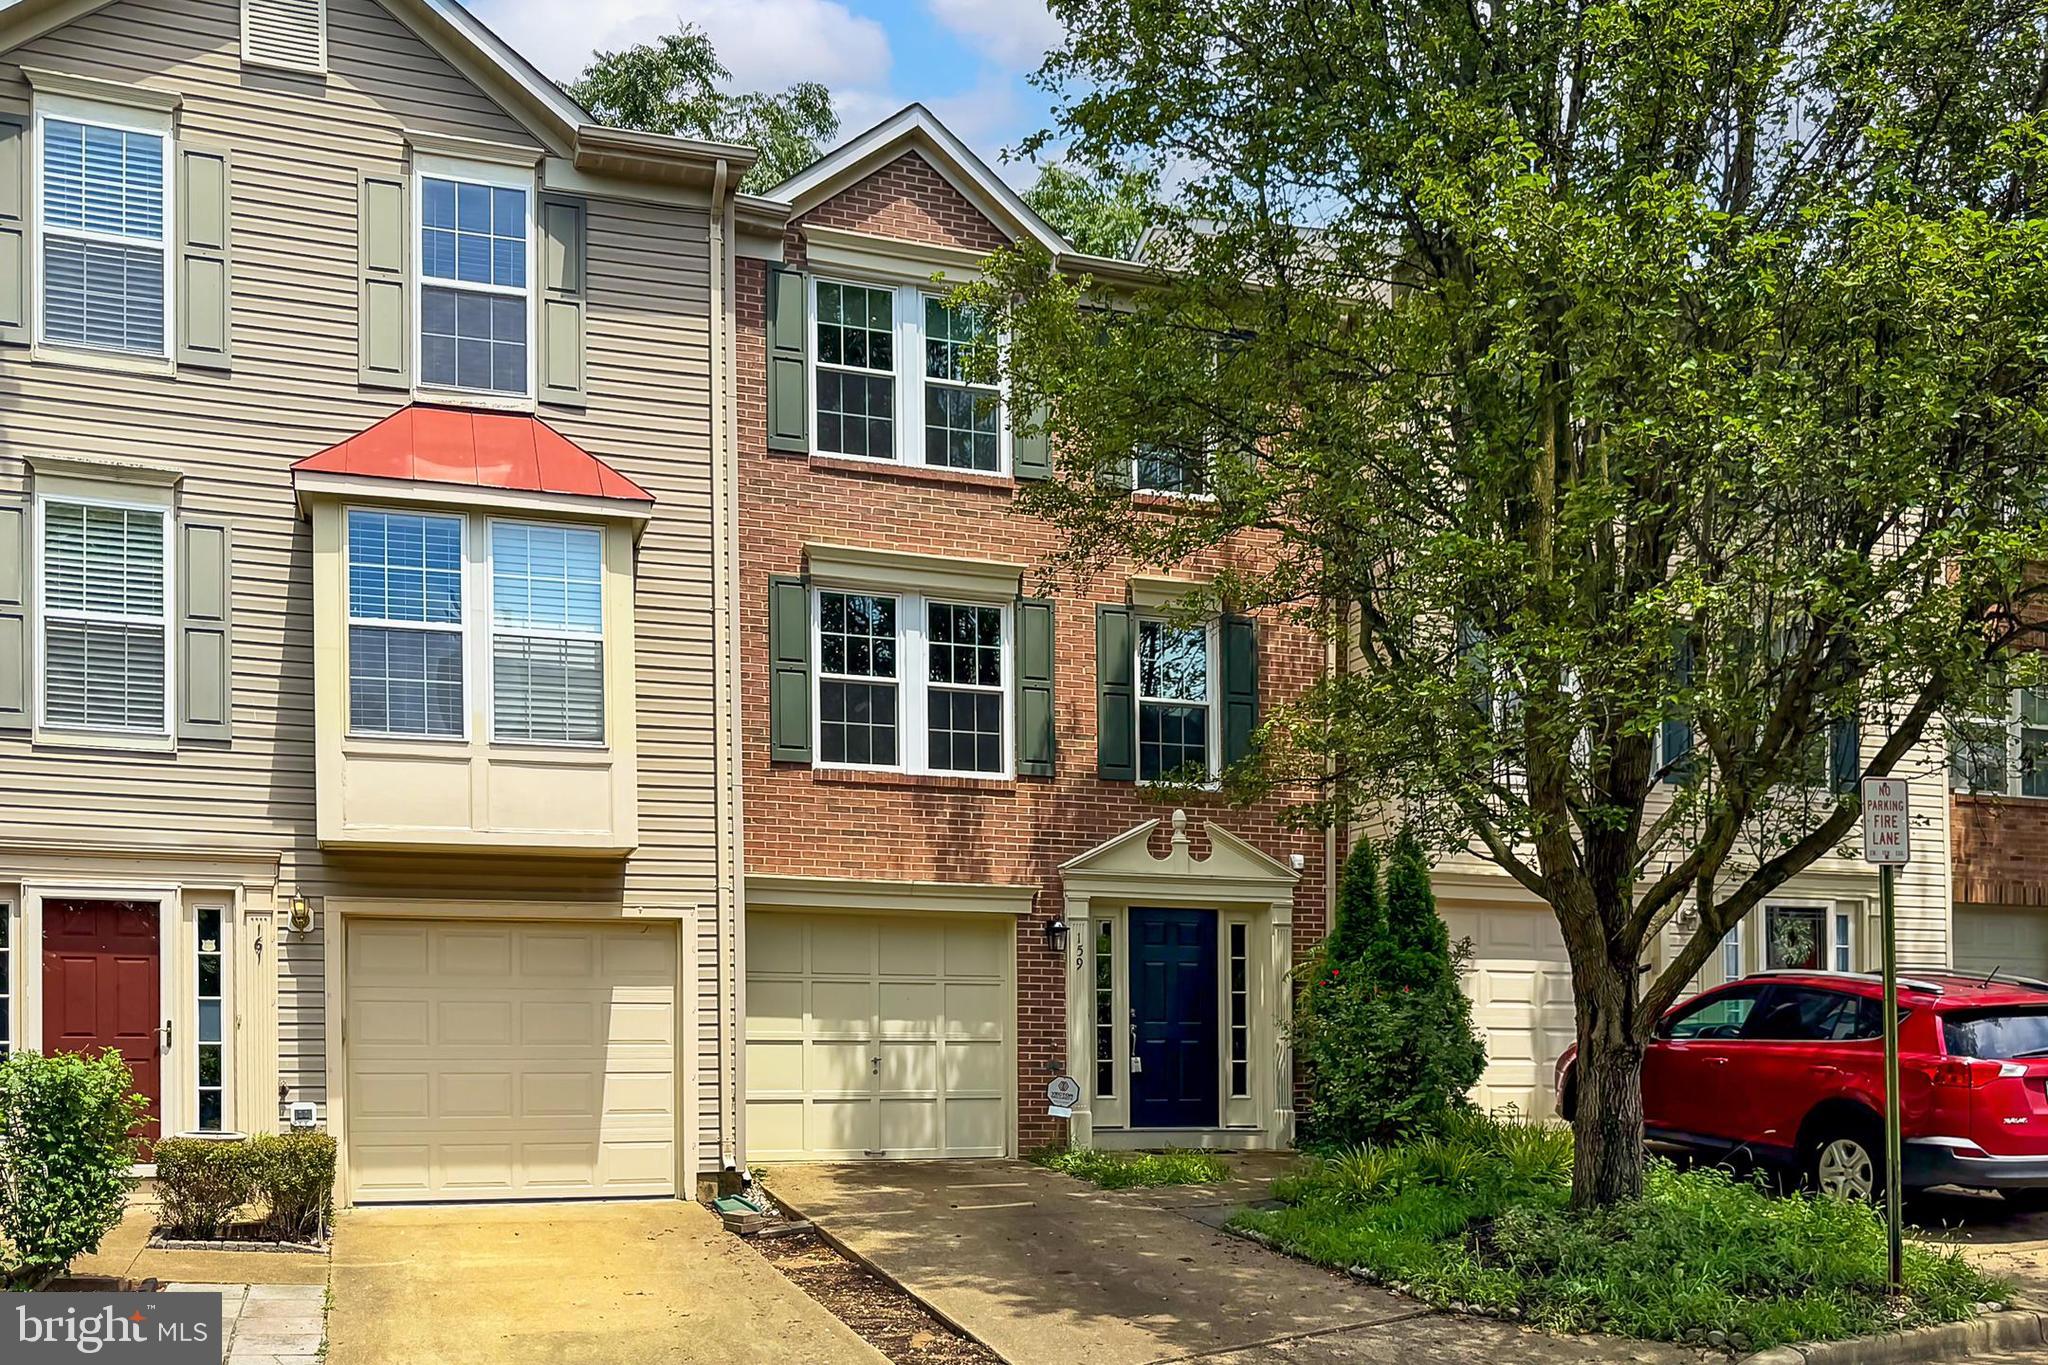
[0,0,727,1162]
[695,912,723,1161]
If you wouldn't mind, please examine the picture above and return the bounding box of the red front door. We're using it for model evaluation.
[43,900,161,1146]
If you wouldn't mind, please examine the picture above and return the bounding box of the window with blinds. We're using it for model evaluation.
[39,115,169,356]
[39,499,170,732]
[346,508,465,737]
[490,521,603,743]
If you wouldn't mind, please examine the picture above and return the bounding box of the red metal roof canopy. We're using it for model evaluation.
[292,405,654,504]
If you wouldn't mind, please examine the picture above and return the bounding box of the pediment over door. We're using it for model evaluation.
[1059,809,1298,910]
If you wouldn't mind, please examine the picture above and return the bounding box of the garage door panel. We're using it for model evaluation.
[1955,908,2048,977]
[1449,903,1575,1121]
[811,981,875,1034]
[745,911,1011,1161]
[345,919,677,1202]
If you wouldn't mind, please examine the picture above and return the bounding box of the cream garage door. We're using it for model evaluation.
[344,919,678,1202]
[1954,906,2048,979]
[746,912,1010,1160]
[1441,904,1576,1120]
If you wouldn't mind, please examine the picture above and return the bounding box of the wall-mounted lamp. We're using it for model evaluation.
[1043,917,1069,955]
[285,894,314,935]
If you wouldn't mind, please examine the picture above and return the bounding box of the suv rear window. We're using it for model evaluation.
[1942,1008,2048,1060]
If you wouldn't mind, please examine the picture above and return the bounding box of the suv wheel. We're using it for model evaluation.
[1809,1127,1881,1202]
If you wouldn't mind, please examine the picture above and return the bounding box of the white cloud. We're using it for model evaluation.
[469,0,893,92]
[922,0,1063,68]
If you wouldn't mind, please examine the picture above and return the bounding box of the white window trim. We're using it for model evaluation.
[809,585,1016,779]
[483,516,607,749]
[0,898,14,1059]
[1762,900,1847,973]
[806,276,1011,477]
[30,94,175,363]
[1225,917,1250,1100]
[1720,918,1745,984]
[411,153,537,408]
[1134,616,1221,784]
[1132,446,1218,500]
[33,491,175,740]
[191,900,230,1134]
[342,506,472,743]
[1952,685,2048,798]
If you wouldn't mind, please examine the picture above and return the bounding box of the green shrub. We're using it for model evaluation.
[154,1132,337,1242]
[1237,1132,2007,1351]
[154,1138,256,1240]
[1295,832,1487,1146]
[247,1132,336,1241]
[0,1049,147,1286]
[1029,1145,1230,1189]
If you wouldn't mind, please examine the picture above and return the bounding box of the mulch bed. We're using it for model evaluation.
[752,1227,999,1365]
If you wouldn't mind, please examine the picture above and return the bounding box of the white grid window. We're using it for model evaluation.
[419,170,530,396]
[1952,686,2048,798]
[1721,920,1744,982]
[811,278,1008,474]
[1833,911,1853,973]
[922,296,1000,472]
[195,906,226,1132]
[1228,921,1249,1098]
[1136,619,1213,781]
[813,588,1012,778]
[346,508,465,738]
[491,522,604,744]
[39,499,170,733]
[38,111,170,356]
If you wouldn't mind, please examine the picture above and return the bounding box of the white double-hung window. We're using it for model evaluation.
[813,587,1010,776]
[36,100,172,356]
[417,160,532,397]
[1951,685,2048,797]
[346,508,466,738]
[490,521,604,744]
[1135,618,1215,781]
[38,497,172,734]
[811,279,1006,474]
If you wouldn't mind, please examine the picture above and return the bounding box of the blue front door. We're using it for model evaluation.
[1129,907,1219,1128]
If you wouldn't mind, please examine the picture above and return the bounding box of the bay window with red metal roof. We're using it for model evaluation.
[290,404,652,854]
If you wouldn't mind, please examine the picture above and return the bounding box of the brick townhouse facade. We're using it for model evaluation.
[728,106,1333,1159]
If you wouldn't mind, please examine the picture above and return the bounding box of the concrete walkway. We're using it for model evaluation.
[165,1283,325,1365]
[326,1198,884,1365]
[765,1159,1705,1365]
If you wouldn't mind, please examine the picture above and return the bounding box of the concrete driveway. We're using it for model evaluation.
[326,1198,883,1365]
[764,1160,1703,1365]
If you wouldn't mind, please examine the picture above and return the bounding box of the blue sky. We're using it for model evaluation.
[467,0,1065,185]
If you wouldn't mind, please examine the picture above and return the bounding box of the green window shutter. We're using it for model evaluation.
[1660,629,1695,783]
[1221,616,1259,766]
[359,169,409,387]
[176,145,232,369]
[769,574,812,762]
[1096,604,1135,780]
[766,267,808,453]
[1016,596,1055,776]
[0,116,25,345]
[1830,713,1860,794]
[0,502,26,730]
[178,519,232,742]
[537,194,588,406]
[1013,403,1051,481]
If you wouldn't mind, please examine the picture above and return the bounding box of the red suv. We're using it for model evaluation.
[1555,970,2048,1202]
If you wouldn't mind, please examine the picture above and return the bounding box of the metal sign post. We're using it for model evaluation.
[1862,776,1911,1294]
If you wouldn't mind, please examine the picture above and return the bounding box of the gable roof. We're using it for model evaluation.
[293,405,654,504]
[767,103,1069,256]
[0,0,755,184]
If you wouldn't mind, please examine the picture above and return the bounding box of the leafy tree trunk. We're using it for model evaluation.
[1571,958,1647,1209]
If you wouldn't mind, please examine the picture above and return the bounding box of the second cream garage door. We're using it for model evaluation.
[344,919,679,1202]
[745,913,1011,1160]
[1441,902,1577,1120]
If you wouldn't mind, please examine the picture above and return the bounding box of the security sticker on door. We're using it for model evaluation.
[1046,1075,1082,1117]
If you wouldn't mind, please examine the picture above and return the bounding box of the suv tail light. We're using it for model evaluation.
[1925,1058,2031,1088]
